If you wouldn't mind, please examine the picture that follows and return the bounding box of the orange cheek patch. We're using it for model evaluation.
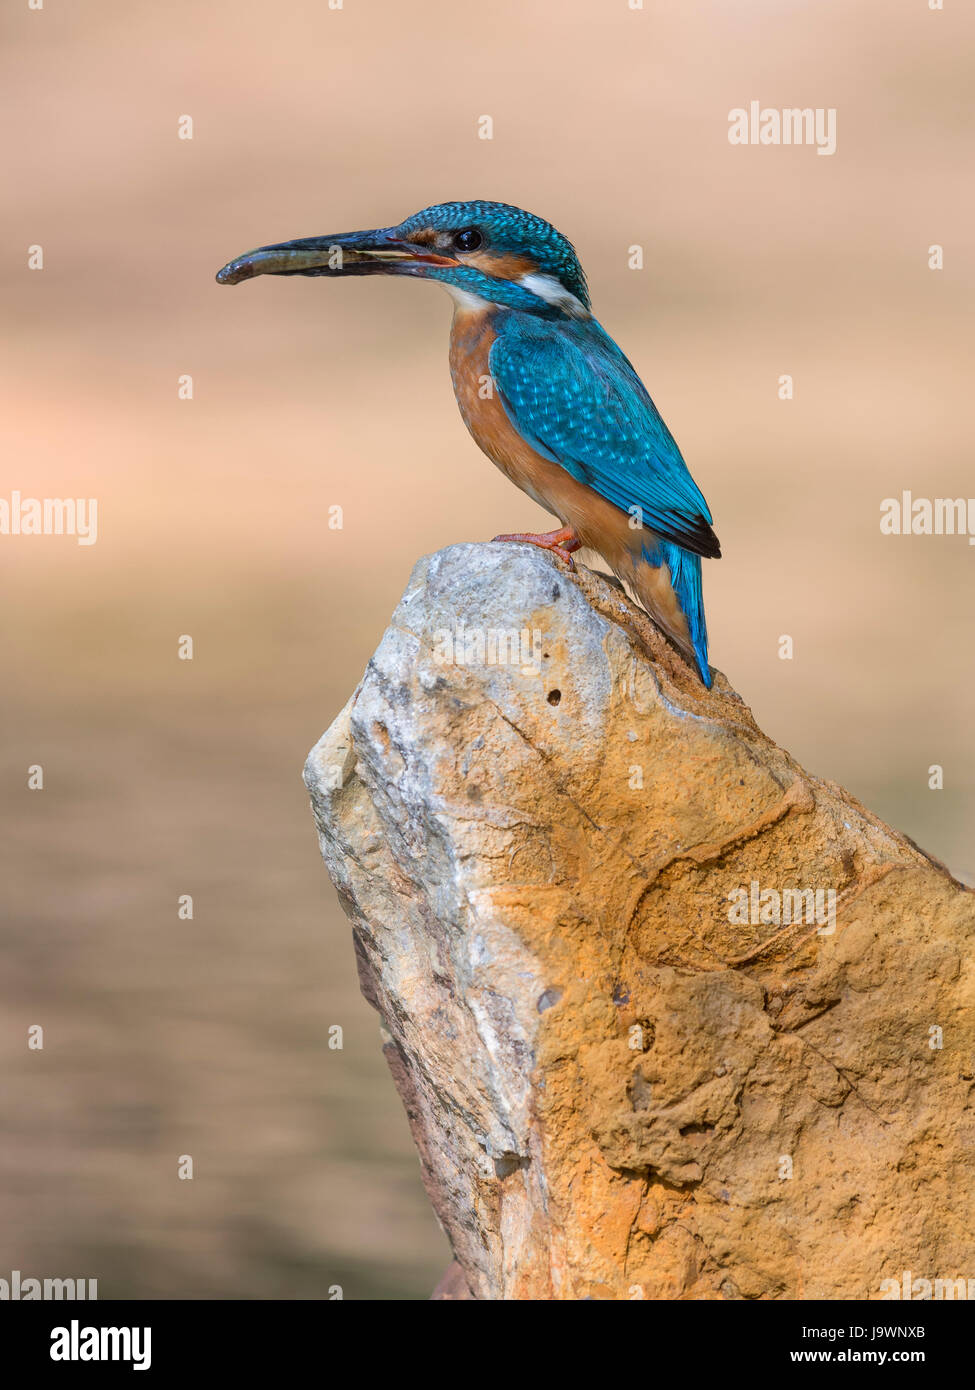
[464,250,537,281]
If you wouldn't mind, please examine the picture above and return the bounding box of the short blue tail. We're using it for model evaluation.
[642,540,712,688]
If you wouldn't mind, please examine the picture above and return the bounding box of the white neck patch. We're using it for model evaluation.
[519,272,590,319]
[441,282,492,314]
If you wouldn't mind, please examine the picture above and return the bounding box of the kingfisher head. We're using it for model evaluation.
[216,200,591,319]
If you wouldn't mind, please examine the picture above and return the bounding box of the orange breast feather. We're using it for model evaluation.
[448,308,644,566]
[447,306,691,655]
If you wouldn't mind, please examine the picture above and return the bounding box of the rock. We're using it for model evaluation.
[303,542,975,1301]
[429,1260,474,1301]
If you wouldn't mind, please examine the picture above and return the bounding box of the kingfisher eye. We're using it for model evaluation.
[453,227,483,252]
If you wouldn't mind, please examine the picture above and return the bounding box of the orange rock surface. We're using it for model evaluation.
[305,543,975,1300]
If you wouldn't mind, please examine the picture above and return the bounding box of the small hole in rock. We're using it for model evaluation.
[537,987,563,1013]
[547,689,562,706]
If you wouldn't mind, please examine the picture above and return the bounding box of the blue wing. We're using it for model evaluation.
[488,314,720,559]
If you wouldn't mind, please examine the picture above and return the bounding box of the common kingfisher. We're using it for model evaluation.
[217,201,720,687]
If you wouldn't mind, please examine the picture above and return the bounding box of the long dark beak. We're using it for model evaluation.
[215,227,457,286]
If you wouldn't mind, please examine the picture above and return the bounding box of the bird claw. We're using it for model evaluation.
[491,528,581,571]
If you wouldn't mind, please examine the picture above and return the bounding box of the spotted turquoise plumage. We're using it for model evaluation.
[488,315,718,559]
[487,311,719,684]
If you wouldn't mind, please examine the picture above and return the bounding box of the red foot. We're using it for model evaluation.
[491,526,582,570]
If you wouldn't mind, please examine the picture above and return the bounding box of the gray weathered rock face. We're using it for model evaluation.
[304,543,975,1301]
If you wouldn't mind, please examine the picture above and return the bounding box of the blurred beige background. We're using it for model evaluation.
[2,0,972,1299]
